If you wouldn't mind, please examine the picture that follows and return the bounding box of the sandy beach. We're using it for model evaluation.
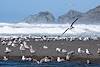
[0,36,100,64]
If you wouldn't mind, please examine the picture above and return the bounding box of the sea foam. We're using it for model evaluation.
[0,22,100,36]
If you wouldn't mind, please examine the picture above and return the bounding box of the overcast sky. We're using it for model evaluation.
[0,0,100,21]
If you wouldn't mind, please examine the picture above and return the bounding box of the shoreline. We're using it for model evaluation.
[0,55,100,64]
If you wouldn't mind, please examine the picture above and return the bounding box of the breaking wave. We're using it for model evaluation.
[0,22,100,37]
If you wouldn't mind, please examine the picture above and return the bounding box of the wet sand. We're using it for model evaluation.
[0,37,100,63]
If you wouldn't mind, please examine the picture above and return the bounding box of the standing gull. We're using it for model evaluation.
[4,47,12,54]
[97,48,100,54]
[39,57,51,63]
[78,48,85,53]
[29,45,35,54]
[20,44,25,51]
[33,59,40,64]
[86,60,91,64]
[57,57,65,62]
[3,56,8,61]
[23,41,29,49]
[22,56,26,61]
[86,49,91,55]
[66,55,70,61]
[7,41,12,46]
[56,48,61,52]
[61,49,67,53]
[43,45,48,49]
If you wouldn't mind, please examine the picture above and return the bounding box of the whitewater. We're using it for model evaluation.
[0,22,100,37]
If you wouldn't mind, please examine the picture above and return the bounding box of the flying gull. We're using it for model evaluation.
[60,18,78,36]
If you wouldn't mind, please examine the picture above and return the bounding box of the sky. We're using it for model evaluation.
[0,0,100,21]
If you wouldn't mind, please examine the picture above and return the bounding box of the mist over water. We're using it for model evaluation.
[0,22,100,37]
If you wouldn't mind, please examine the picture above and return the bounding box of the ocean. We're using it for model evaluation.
[0,23,100,40]
[0,60,100,67]
[0,23,100,37]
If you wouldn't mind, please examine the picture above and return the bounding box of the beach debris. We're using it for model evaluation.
[57,57,65,62]
[3,56,8,61]
[4,47,12,53]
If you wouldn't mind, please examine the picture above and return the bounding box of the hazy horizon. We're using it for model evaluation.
[0,0,100,22]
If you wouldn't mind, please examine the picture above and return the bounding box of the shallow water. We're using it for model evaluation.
[0,60,100,67]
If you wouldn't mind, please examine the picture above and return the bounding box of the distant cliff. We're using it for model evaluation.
[58,5,100,24]
[77,5,100,24]
[58,10,83,24]
[23,5,100,24]
[24,11,55,24]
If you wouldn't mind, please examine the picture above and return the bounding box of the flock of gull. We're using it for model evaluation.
[0,18,100,64]
[0,35,100,64]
